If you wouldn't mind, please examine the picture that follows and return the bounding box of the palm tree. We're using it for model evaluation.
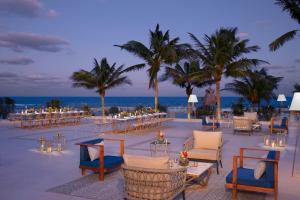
[71,57,142,122]
[161,60,211,119]
[270,0,300,51]
[189,27,267,120]
[224,68,283,110]
[115,24,190,111]
[293,83,300,92]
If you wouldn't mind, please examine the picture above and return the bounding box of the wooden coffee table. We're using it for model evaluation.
[172,161,213,189]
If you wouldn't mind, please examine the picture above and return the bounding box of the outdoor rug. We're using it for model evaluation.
[48,171,266,200]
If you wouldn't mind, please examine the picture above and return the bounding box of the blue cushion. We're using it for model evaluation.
[80,155,124,169]
[281,118,287,127]
[226,167,273,188]
[79,138,104,162]
[265,151,276,181]
[207,122,220,127]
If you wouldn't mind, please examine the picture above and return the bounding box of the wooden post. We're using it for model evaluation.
[232,156,238,199]
[99,144,104,181]
[120,139,124,156]
[240,148,244,168]
[274,162,278,200]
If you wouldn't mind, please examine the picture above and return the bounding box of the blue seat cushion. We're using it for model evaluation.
[207,122,220,127]
[272,124,286,129]
[80,155,124,169]
[226,167,274,188]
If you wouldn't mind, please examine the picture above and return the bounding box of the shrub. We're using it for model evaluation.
[0,97,15,119]
[258,105,275,121]
[158,104,167,112]
[81,104,92,115]
[109,106,119,115]
[46,99,61,109]
[195,106,213,118]
[231,98,244,116]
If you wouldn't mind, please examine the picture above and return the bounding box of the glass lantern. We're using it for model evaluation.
[46,140,52,153]
[278,135,286,147]
[54,133,65,152]
[264,135,270,146]
[39,136,46,152]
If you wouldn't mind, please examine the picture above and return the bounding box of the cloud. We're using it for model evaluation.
[0,32,69,52]
[0,72,68,86]
[0,0,42,18]
[295,59,300,64]
[0,57,34,65]
[237,32,249,38]
[47,9,57,18]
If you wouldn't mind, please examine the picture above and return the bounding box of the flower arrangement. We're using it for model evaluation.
[157,130,165,144]
[179,150,189,166]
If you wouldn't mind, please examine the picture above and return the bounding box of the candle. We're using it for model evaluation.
[271,140,275,148]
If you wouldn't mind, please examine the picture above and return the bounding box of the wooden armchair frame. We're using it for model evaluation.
[226,148,280,200]
[269,117,288,135]
[76,138,124,181]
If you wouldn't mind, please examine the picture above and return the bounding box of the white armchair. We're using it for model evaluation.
[183,130,223,174]
[233,116,253,135]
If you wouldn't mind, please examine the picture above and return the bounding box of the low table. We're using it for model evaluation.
[172,161,213,189]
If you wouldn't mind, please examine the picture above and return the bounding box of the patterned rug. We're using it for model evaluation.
[48,171,266,200]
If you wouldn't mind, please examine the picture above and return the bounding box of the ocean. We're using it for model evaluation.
[10,96,292,110]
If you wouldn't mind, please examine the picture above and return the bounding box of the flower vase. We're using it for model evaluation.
[179,157,189,166]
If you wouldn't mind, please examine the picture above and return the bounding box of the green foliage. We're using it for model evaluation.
[225,68,282,109]
[189,27,266,119]
[134,105,146,111]
[161,61,212,96]
[81,104,92,115]
[109,106,119,115]
[293,83,300,92]
[195,106,213,118]
[269,0,300,51]
[231,98,245,116]
[46,99,61,109]
[258,105,275,121]
[0,97,16,119]
[158,104,167,112]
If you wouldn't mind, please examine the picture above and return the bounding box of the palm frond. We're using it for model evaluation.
[269,29,299,51]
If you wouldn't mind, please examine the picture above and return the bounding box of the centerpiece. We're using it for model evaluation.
[179,150,189,166]
[156,130,166,144]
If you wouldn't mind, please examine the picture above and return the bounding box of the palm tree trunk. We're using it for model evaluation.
[154,77,158,112]
[187,94,191,120]
[101,94,105,123]
[216,81,221,121]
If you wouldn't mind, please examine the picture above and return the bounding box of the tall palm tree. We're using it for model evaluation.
[189,27,267,120]
[293,83,300,92]
[161,60,211,119]
[224,68,283,110]
[115,24,190,111]
[270,0,300,51]
[71,57,142,122]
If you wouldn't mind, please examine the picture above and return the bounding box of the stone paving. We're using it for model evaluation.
[0,118,299,200]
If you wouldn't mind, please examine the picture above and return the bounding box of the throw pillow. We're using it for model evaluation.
[87,142,104,161]
[254,161,266,179]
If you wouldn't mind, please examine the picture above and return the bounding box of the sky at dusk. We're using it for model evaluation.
[0,0,299,97]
